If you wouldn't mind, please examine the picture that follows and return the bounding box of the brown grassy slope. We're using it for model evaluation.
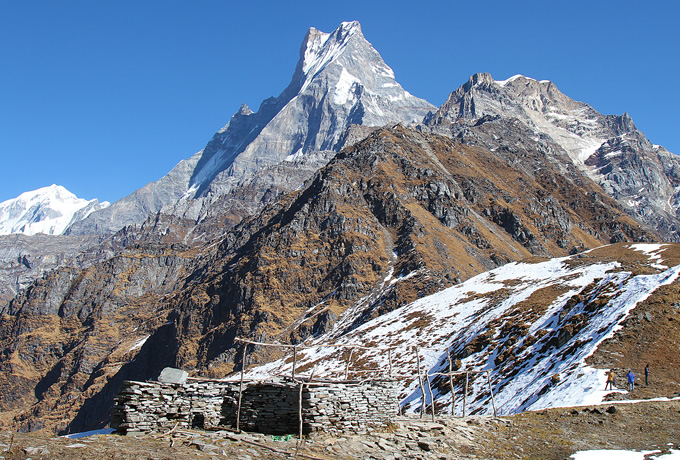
[162,126,654,375]
[0,126,658,434]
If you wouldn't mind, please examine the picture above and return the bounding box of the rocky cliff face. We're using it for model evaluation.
[0,125,654,433]
[424,73,680,241]
[0,233,110,307]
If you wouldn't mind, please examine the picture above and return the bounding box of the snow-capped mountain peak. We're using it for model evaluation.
[300,21,361,77]
[0,185,109,236]
[65,21,434,235]
[429,72,626,165]
[183,20,434,197]
[425,71,680,242]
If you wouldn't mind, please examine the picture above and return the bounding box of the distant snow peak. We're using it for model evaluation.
[0,184,106,236]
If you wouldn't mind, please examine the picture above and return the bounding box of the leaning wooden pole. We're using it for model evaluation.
[463,371,469,417]
[344,348,354,381]
[425,372,436,422]
[236,345,248,432]
[486,371,497,417]
[415,347,426,419]
[292,345,297,380]
[446,349,456,417]
[296,379,304,450]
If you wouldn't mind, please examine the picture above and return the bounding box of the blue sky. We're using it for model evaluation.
[1,0,678,203]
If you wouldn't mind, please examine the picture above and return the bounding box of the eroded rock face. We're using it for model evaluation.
[0,125,654,434]
[0,233,110,308]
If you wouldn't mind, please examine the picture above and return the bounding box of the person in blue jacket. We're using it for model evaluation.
[626,370,635,391]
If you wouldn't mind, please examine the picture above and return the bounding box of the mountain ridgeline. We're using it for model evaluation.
[0,21,678,434]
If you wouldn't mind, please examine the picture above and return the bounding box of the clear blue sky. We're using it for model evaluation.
[1,0,678,203]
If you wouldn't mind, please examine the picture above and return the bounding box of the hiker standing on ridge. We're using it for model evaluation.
[645,364,649,385]
[626,370,635,391]
[605,370,616,390]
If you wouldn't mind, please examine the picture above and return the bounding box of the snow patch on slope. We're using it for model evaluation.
[243,249,680,416]
[333,67,360,105]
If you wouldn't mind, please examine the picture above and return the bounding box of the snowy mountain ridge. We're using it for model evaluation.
[427,72,629,165]
[65,21,434,235]
[0,185,108,236]
[425,72,680,242]
[244,243,680,416]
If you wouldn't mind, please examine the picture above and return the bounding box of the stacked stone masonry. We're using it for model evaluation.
[112,377,398,435]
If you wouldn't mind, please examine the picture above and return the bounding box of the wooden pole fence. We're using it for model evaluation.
[487,371,497,417]
[232,337,501,420]
[297,367,316,452]
[463,372,469,417]
[425,372,435,422]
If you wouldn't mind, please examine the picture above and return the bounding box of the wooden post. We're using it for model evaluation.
[426,372,436,422]
[344,348,354,381]
[487,371,497,417]
[388,348,393,378]
[296,379,304,449]
[297,367,316,450]
[236,345,248,432]
[415,347,426,418]
[446,349,456,417]
[463,371,468,417]
[292,345,297,380]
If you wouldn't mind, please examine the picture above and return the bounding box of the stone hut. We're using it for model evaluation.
[111,376,399,435]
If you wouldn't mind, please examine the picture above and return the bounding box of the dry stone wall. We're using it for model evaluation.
[112,377,398,435]
[111,380,235,433]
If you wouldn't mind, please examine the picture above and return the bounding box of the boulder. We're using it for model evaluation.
[157,367,188,384]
